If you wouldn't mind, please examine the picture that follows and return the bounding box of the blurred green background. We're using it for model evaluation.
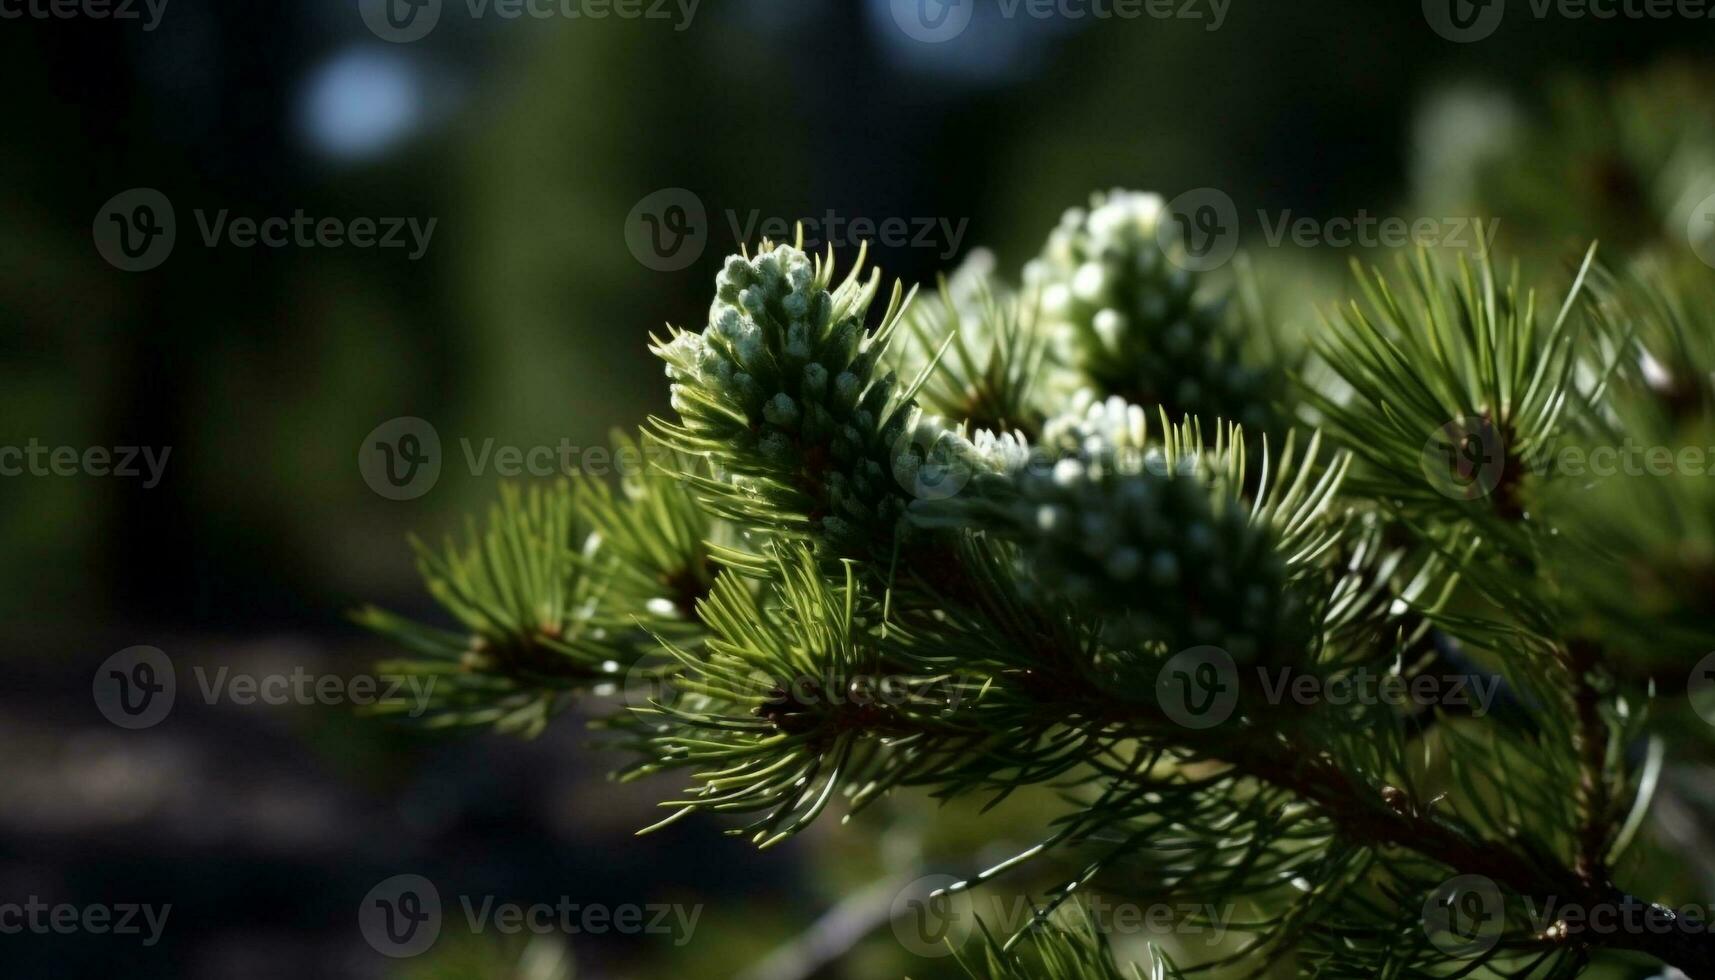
[1,1,1711,977]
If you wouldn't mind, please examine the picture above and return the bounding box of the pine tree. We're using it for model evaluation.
[358,184,1715,977]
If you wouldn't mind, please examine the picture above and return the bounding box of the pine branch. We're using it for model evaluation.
[363,202,1715,977]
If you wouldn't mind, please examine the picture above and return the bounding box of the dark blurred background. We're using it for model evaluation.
[1,1,1711,977]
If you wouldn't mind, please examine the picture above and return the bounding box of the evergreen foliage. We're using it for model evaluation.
[361,170,1715,975]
